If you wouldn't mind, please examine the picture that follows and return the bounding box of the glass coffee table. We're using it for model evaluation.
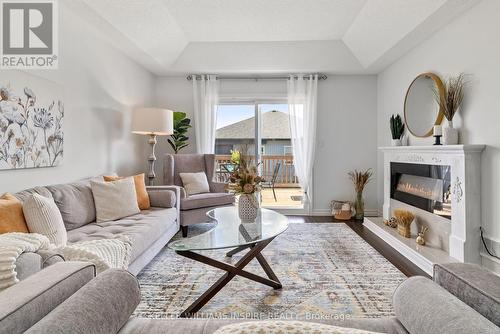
[168,206,289,317]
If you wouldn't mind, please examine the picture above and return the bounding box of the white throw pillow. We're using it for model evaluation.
[91,177,140,223]
[23,193,67,247]
[179,172,210,196]
[213,321,381,334]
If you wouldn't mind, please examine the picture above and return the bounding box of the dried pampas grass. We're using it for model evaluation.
[348,169,373,193]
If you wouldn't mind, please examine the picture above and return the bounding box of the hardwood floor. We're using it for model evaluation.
[286,215,430,278]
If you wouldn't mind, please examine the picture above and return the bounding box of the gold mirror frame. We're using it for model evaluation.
[404,72,445,138]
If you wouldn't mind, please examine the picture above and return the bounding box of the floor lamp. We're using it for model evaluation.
[132,108,173,186]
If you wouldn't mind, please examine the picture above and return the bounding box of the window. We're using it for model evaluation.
[214,101,304,209]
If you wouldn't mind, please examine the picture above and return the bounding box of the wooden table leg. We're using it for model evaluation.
[225,244,252,257]
[177,238,280,318]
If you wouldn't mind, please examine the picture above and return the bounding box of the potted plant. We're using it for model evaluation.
[167,111,192,153]
[434,73,466,145]
[390,114,405,146]
[348,169,373,222]
[228,148,263,220]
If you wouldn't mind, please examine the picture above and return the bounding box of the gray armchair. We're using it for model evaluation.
[163,154,235,237]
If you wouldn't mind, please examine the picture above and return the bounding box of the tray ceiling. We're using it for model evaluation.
[76,0,481,74]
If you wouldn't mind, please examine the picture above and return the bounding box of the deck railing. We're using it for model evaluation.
[215,155,299,186]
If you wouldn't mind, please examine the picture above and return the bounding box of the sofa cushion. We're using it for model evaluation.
[14,187,53,203]
[0,262,95,334]
[434,263,500,327]
[181,193,234,211]
[67,208,177,261]
[393,276,499,334]
[25,269,139,334]
[45,181,96,231]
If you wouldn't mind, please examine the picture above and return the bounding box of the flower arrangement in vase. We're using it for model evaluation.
[228,147,263,220]
[434,73,466,145]
[389,114,405,146]
[348,169,373,222]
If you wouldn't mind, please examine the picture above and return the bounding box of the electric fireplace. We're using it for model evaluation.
[390,162,452,219]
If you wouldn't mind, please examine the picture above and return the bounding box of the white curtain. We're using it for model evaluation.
[192,74,219,154]
[288,74,318,206]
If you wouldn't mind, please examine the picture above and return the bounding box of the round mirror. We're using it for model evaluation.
[404,73,445,137]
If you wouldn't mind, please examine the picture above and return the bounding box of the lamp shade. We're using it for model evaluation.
[132,107,173,135]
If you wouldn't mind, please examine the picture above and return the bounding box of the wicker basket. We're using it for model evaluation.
[397,222,411,238]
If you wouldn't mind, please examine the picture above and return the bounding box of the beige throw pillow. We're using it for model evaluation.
[179,172,210,196]
[23,193,67,247]
[91,178,140,223]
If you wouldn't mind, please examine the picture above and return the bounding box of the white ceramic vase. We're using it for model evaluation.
[443,120,459,145]
[391,139,402,146]
[238,193,259,220]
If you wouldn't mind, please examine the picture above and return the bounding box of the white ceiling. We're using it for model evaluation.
[163,0,367,42]
[74,0,481,75]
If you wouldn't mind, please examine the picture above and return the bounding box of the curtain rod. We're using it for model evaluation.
[186,74,327,81]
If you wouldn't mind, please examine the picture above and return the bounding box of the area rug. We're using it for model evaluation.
[134,223,406,319]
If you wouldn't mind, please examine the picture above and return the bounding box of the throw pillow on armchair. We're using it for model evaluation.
[179,172,210,196]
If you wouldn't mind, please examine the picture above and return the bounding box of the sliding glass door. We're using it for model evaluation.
[214,101,304,210]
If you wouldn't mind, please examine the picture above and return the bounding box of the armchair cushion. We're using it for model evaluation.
[181,193,235,211]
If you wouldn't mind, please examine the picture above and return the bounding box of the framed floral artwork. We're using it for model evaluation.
[0,71,64,169]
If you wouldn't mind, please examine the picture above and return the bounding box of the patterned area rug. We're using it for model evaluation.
[134,223,406,319]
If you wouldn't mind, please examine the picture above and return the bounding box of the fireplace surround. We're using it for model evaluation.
[366,145,485,275]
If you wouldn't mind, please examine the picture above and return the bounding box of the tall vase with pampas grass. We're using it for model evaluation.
[434,73,466,145]
[348,169,373,222]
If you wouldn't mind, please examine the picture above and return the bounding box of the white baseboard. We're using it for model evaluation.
[480,252,500,276]
[310,209,380,217]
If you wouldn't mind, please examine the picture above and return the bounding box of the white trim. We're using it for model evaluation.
[364,217,457,276]
[480,252,500,265]
[379,145,486,154]
[309,208,379,216]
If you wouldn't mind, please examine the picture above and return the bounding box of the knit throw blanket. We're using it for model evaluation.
[54,236,132,274]
[0,233,51,290]
[0,233,132,291]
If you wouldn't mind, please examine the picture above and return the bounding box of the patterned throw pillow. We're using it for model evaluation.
[213,321,382,334]
[23,193,67,247]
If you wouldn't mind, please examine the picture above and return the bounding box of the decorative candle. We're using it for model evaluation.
[434,125,442,136]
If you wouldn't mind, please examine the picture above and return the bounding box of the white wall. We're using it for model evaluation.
[377,0,500,272]
[154,75,378,214]
[0,2,154,193]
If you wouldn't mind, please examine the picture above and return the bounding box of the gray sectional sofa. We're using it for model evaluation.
[0,261,498,334]
[13,179,181,275]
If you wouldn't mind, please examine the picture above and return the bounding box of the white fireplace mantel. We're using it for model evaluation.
[377,145,485,269]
